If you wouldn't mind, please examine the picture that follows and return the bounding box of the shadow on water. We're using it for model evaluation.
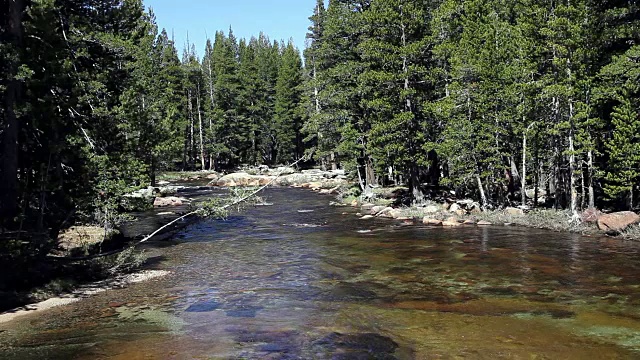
[2,188,640,358]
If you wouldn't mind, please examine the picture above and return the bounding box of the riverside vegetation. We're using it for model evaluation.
[1,1,640,308]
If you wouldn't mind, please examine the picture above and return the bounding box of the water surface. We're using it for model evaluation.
[2,188,640,359]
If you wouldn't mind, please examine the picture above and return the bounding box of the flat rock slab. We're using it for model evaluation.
[153,196,185,207]
[597,211,640,232]
[423,218,442,226]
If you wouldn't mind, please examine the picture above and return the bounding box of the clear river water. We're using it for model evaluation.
[2,187,640,359]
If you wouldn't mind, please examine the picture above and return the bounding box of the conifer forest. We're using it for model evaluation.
[1,0,639,239]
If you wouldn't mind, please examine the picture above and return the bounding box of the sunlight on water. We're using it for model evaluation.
[2,188,640,359]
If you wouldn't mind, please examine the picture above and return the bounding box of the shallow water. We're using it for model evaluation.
[2,188,640,359]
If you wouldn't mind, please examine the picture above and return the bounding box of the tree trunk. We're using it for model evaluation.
[196,84,205,170]
[356,158,365,192]
[188,89,195,168]
[182,125,188,170]
[1,0,26,225]
[150,155,157,187]
[477,174,488,208]
[206,55,215,170]
[410,164,424,204]
[330,152,337,170]
[568,100,578,215]
[400,7,424,202]
[365,155,376,186]
[522,132,527,207]
[587,149,595,208]
[510,156,520,200]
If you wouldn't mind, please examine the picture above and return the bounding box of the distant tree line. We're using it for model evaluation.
[0,0,305,234]
[1,0,639,239]
[304,0,640,212]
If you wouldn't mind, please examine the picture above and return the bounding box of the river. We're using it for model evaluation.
[2,187,640,359]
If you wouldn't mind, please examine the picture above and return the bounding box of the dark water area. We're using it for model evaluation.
[2,187,640,359]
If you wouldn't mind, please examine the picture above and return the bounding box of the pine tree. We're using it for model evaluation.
[604,97,640,209]
[359,0,436,202]
[210,30,241,169]
[274,41,305,164]
[600,44,640,209]
[302,0,332,168]
[317,0,374,185]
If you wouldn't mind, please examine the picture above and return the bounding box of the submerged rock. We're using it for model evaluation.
[185,299,221,312]
[597,211,640,232]
[442,220,462,227]
[313,332,399,359]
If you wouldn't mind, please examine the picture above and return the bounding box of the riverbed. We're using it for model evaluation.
[1,187,640,359]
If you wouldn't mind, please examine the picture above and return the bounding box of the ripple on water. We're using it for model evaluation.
[3,188,640,358]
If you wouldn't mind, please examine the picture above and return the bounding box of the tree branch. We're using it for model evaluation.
[48,156,307,262]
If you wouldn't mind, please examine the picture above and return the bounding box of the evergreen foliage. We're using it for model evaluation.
[1,0,640,245]
[302,0,640,208]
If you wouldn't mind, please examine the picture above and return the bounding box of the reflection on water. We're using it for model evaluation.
[2,188,640,359]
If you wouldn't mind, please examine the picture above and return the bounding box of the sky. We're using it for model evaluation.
[145,0,316,58]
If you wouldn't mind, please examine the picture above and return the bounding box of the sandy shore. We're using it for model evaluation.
[0,270,170,324]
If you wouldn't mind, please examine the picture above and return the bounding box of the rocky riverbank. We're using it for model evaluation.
[209,167,348,189]
[337,191,640,239]
[157,168,640,239]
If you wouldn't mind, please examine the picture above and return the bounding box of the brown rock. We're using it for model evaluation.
[442,220,462,227]
[216,172,254,187]
[361,203,376,213]
[376,207,396,218]
[597,211,640,232]
[388,209,404,219]
[153,197,184,207]
[469,203,482,214]
[319,185,341,195]
[259,176,275,186]
[423,217,443,226]
[581,207,602,223]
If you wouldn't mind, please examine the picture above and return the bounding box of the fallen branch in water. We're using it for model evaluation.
[50,156,307,262]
